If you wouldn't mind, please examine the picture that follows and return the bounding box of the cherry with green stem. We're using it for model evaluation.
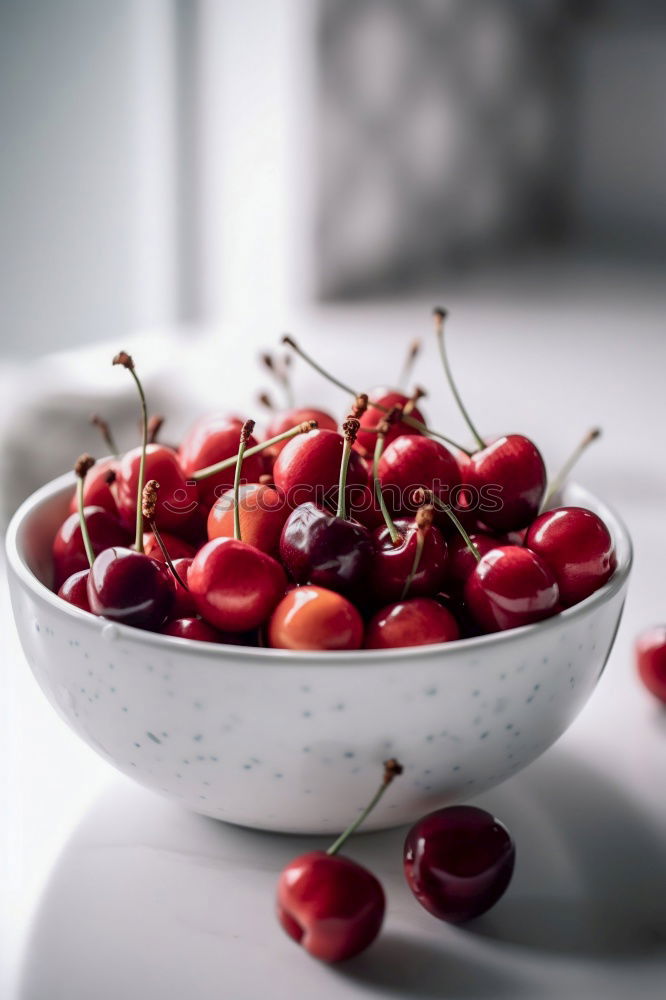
[141,480,189,591]
[400,504,435,600]
[113,351,148,552]
[276,759,403,963]
[433,307,484,450]
[191,419,317,482]
[372,411,402,546]
[233,419,255,540]
[540,427,601,513]
[75,454,97,567]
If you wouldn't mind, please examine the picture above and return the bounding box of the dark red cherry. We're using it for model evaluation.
[179,415,265,506]
[404,805,515,923]
[86,547,173,629]
[68,458,118,516]
[447,532,503,593]
[143,530,196,563]
[272,429,368,510]
[57,569,91,611]
[368,518,448,606]
[355,388,425,457]
[277,851,385,963]
[167,556,196,618]
[52,506,130,589]
[525,506,616,606]
[346,482,385,532]
[188,537,286,632]
[207,483,289,556]
[635,627,666,705]
[464,545,559,632]
[378,435,460,515]
[365,598,460,649]
[161,617,227,643]
[269,585,364,651]
[279,502,372,596]
[116,444,198,533]
[466,434,546,532]
[265,407,338,454]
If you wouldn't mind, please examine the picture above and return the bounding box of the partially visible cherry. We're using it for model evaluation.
[168,557,196,617]
[179,414,265,506]
[378,435,460,514]
[269,585,364,651]
[368,513,448,607]
[57,569,91,611]
[265,407,338,454]
[207,482,289,556]
[404,805,515,923]
[273,428,368,510]
[52,505,129,589]
[466,434,547,532]
[277,759,402,962]
[161,617,227,643]
[68,458,118,516]
[365,598,460,649]
[280,502,372,595]
[465,545,559,632]
[143,530,195,563]
[525,506,616,606]
[86,546,173,629]
[355,388,426,457]
[116,443,199,533]
[447,531,503,593]
[635,628,666,705]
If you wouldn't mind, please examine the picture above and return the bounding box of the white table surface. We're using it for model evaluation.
[2,263,666,999]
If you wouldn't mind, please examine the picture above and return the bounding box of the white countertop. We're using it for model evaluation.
[3,267,666,999]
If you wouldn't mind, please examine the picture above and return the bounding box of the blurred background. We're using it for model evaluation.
[0,0,665,515]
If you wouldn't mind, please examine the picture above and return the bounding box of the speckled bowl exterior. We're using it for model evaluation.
[6,473,631,834]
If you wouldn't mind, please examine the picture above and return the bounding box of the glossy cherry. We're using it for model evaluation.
[277,760,402,962]
[365,598,460,649]
[161,617,227,643]
[52,505,129,589]
[525,506,616,606]
[368,517,448,607]
[68,458,118,516]
[273,428,368,510]
[465,545,559,632]
[465,434,546,532]
[116,443,199,533]
[207,482,289,556]
[269,585,364,651]
[167,557,196,618]
[446,531,503,593]
[265,407,338,454]
[404,805,515,923]
[143,530,196,563]
[280,502,372,595]
[635,627,666,705]
[189,537,285,632]
[378,435,460,515]
[86,546,173,629]
[355,388,426,457]
[179,415,265,506]
[57,569,91,611]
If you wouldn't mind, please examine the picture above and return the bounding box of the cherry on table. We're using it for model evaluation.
[525,505,616,606]
[635,627,666,705]
[268,585,364,651]
[404,805,515,923]
[464,544,559,633]
[365,597,460,649]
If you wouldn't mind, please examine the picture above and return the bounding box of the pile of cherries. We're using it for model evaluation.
[277,760,516,962]
[52,312,618,651]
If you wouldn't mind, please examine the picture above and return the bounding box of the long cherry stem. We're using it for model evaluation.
[415,488,481,563]
[397,338,421,391]
[142,481,189,589]
[372,420,401,546]
[326,759,403,856]
[433,308,485,451]
[540,427,601,513]
[233,420,254,541]
[113,351,148,552]
[336,418,359,520]
[192,419,317,481]
[90,414,118,456]
[75,454,96,567]
[400,505,433,600]
[282,334,471,455]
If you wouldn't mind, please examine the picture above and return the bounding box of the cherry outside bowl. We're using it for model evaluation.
[6,472,631,834]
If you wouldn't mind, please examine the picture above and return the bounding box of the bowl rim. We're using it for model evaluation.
[5,470,633,667]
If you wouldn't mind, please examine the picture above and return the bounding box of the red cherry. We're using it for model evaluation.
[188,537,286,632]
[355,388,426,457]
[464,545,559,632]
[57,569,91,611]
[268,585,364,651]
[207,483,289,556]
[635,627,666,705]
[277,851,385,962]
[179,415,265,506]
[52,506,129,589]
[273,429,368,509]
[368,518,448,606]
[143,531,196,563]
[265,408,338,454]
[68,458,118,516]
[168,556,196,618]
[466,434,546,532]
[279,503,372,596]
[87,547,173,629]
[365,597,460,649]
[346,482,385,532]
[116,444,198,533]
[378,435,460,514]
[161,617,227,643]
[525,506,616,606]
[404,805,515,923]
[447,532,503,592]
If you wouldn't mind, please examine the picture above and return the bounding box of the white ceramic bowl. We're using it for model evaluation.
[6,473,631,834]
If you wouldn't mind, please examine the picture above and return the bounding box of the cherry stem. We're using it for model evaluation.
[400,505,433,600]
[281,334,471,455]
[261,352,294,408]
[326,759,403,856]
[433,308,485,451]
[233,420,255,541]
[415,488,481,563]
[192,419,317,481]
[75,454,96,568]
[336,418,359,520]
[113,351,148,553]
[147,414,164,444]
[141,481,189,590]
[540,427,602,513]
[372,422,401,546]
[90,414,118,456]
[258,391,276,412]
[398,338,421,391]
